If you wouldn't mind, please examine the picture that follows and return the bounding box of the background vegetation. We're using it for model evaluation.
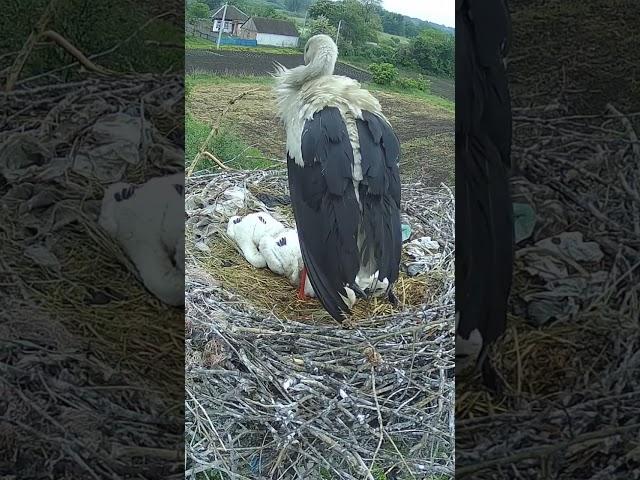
[1,0,183,78]
[185,0,455,82]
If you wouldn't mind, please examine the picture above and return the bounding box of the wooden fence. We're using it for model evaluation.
[185,24,257,47]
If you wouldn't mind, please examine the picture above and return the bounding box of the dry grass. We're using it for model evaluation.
[197,235,436,324]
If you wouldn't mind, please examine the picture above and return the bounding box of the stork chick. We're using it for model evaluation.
[259,229,315,298]
[226,212,286,268]
[98,173,184,306]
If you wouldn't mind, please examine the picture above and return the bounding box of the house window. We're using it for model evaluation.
[213,20,233,32]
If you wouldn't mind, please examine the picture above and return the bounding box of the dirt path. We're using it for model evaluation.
[189,82,454,186]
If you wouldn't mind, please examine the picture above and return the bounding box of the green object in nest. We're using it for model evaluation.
[513,202,536,243]
[401,223,412,242]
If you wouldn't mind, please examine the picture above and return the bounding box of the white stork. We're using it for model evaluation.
[273,34,402,322]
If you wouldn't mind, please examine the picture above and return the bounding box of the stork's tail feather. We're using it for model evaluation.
[348,283,368,299]
[271,60,287,77]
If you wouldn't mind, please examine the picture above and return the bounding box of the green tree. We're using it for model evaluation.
[308,0,380,49]
[300,15,337,44]
[380,11,406,36]
[410,28,454,77]
[232,0,287,19]
[203,0,224,11]
[285,0,313,13]
[358,0,382,23]
[188,2,210,21]
[308,0,342,21]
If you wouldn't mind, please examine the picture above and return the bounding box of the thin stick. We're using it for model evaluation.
[187,87,260,177]
[40,30,114,75]
[369,367,385,474]
[202,151,232,170]
[5,0,58,91]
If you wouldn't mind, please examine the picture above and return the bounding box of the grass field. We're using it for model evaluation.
[186,73,454,186]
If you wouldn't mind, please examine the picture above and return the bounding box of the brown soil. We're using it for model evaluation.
[189,83,454,186]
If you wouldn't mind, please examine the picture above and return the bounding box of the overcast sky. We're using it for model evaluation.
[382,0,454,27]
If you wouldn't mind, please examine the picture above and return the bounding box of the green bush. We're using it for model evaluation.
[394,74,430,92]
[369,62,398,85]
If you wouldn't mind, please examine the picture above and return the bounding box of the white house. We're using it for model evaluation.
[211,5,249,36]
[239,17,300,48]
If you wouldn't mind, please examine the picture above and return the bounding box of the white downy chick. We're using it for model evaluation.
[258,229,315,297]
[98,172,184,306]
[226,212,286,268]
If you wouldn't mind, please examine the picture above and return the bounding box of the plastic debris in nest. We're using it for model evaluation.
[72,112,147,183]
[0,134,65,182]
[516,231,607,325]
[98,172,184,306]
[405,236,442,276]
[0,111,181,185]
[187,184,272,252]
[513,202,536,244]
[401,223,412,242]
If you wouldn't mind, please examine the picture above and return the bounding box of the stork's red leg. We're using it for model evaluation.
[297,267,307,300]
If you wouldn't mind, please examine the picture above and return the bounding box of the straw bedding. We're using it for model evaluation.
[185,170,455,479]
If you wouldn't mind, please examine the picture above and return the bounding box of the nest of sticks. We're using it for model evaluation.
[185,170,455,479]
[456,95,640,477]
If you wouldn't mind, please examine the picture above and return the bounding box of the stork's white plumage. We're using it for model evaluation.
[226,212,286,268]
[273,34,402,322]
[259,229,315,297]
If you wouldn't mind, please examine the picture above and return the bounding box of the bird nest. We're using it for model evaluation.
[185,170,455,479]
[0,75,184,477]
[456,99,640,476]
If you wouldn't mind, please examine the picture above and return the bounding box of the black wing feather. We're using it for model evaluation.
[356,111,402,287]
[288,107,360,321]
[456,0,514,346]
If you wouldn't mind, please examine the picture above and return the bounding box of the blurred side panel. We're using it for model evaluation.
[0,1,185,478]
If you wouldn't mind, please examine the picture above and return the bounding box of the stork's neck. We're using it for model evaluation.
[277,47,337,89]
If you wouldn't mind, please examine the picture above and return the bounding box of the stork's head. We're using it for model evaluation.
[303,34,338,77]
[272,34,338,93]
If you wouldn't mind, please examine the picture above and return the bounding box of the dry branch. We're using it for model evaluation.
[187,88,261,177]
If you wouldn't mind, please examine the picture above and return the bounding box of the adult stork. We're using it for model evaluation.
[273,34,402,323]
[456,0,514,391]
